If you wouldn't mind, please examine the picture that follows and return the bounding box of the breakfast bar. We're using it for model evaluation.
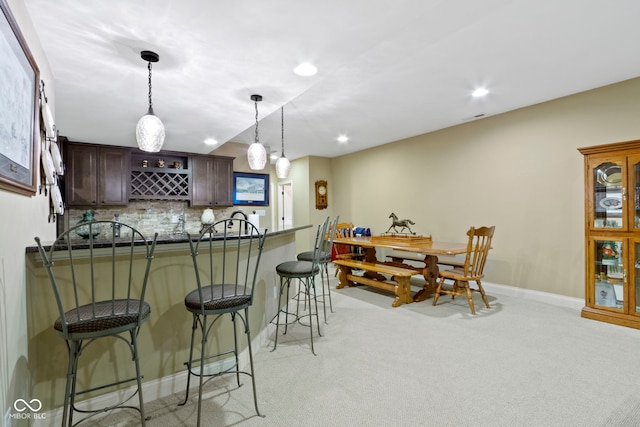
[24,225,310,413]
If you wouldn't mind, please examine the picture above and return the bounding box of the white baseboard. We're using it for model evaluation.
[482,281,584,311]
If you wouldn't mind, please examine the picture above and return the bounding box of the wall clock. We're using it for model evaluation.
[315,180,328,210]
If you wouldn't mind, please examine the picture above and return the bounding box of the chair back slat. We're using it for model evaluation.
[189,218,267,314]
[462,226,495,278]
[311,217,330,269]
[34,220,158,338]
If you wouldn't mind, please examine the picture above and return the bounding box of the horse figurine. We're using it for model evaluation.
[386,213,416,234]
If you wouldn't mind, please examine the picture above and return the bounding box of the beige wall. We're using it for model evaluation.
[1,0,57,417]
[331,77,640,298]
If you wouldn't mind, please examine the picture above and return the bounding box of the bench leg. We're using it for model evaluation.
[392,276,413,307]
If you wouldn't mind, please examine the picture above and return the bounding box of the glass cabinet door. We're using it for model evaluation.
[629,155,640,231]
[633,240,640,313]
[592,238,624,309]
[589,158,625,230]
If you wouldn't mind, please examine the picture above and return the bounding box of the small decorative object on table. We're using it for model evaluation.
[156,159,165,168]
[385,212,416,235]
[76,210,101,239]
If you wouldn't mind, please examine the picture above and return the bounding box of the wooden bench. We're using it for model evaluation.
[333,259,420,307]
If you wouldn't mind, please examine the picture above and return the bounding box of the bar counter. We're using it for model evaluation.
[25,224,311,415]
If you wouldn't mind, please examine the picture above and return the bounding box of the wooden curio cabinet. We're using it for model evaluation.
[579,140,640,329]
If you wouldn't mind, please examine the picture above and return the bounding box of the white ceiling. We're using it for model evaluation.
[22,0,640,162]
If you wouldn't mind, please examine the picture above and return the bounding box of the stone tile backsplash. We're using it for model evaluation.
[67,201,240,237]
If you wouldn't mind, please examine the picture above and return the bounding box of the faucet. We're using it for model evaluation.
[228,210,248,234]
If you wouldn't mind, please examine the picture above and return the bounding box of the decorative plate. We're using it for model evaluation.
[51,185,64,215]
[51,143,63,175]
[596,167,622,187]
[600,197,623,210]
[41,100,56,140]
[42,150,56,185]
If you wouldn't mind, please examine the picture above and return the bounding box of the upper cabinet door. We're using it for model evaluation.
[588,156,628,231]
[65,144,98,206]
[98,147,130,206]
[191,155,233,207]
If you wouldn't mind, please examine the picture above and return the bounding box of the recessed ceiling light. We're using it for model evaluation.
[337,135,349,143]
[472,88,489,97]
[294,62,318,76]
[204,138,218,146]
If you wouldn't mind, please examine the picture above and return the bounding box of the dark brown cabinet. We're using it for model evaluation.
[191,155,233,207]
[63,140,234,206]
[65,143,129,206]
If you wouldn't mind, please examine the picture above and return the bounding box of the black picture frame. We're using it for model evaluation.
[233,172,269,206]
[0,0,40,196]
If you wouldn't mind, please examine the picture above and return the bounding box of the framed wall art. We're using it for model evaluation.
[0,0,40,196]
[233,172,269,206]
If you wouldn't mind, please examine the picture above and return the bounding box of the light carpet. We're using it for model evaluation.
[83,275,640,427]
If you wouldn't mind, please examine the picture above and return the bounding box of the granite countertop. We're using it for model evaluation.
[27,224,311,253]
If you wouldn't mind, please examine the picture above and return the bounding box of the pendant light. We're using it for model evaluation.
[247,94,267,170]
[135,50,165,153]
[275,106,291,179]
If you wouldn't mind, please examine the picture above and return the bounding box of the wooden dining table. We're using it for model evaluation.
[331,235,468,302]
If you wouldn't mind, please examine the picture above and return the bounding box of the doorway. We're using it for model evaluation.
[278,182,293,228]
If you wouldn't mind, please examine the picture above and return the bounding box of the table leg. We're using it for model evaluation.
[336,264,352,289]
[413,255,440,302]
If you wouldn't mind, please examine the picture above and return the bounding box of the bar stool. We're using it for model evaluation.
[297,215,339,322]
[272,217,329,355]
[178,218,267,426]
[35,221,158,427]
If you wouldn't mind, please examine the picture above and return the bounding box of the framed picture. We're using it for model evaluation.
[0,0,40,196]
[233,172,269,206]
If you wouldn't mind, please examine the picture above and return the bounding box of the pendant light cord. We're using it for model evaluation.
[254,99,260,144]
[281,106,286,156]
[147,62,154,114]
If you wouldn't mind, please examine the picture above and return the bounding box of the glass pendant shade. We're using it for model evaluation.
[136,110,165,152]
[276,155,291,178]
[136,51,164,153]
[247,142,267,170]
[275,106,291,178]
[247,94,267,170]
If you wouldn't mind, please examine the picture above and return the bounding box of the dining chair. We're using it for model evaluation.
[34,221,158,426]
[272,216,329,355]
[297,215,339,321]
[432,226,495,314]
[332,222,363,273]
[178,218,267,426]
